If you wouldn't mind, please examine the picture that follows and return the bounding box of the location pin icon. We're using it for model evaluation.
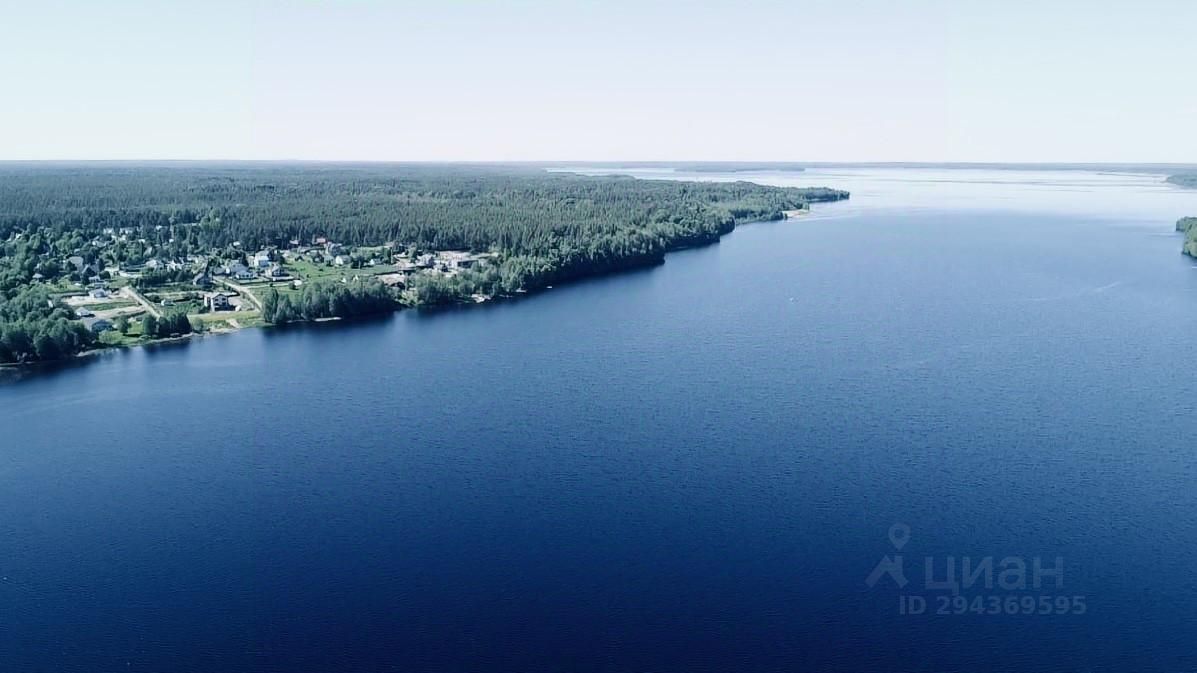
[888,523,911,551]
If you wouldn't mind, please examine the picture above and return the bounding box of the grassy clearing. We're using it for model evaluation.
[84,300,137,311]
[163,299,204,314]
[98,331,142,348]
[286,259,397,282]
[191,310,263,328]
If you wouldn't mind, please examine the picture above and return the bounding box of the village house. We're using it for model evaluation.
[192,272,214,288]
[66,255,104,280]
[205,292,232,311]
[220,262,256,280]
[82,317,113,334]
[89,288,109,299]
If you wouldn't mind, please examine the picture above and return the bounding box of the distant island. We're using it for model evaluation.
[0,164,847,366]
[1167,174,1197,188]
[675,163,808,173]
[541,162,809,173]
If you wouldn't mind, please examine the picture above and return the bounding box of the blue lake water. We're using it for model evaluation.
[4,168,1197,671]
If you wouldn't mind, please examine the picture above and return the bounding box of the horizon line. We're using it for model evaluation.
[1,159,1195,169]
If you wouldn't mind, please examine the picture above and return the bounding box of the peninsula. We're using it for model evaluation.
[0,164,848,365]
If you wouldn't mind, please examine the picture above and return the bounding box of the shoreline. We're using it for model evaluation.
[0,207,832,373]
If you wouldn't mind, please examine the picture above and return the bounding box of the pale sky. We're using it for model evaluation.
[3,0,1195,162]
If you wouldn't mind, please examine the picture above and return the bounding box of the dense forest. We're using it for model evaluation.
[0,163,848,363]
[0,285,94,363]
[0,165,844,262]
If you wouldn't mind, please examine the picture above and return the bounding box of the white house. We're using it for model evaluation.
[206,292,232,311]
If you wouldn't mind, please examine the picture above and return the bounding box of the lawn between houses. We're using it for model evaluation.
[122,258,397,336]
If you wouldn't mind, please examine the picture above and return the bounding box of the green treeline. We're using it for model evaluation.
[0,165,845,258]
[262,280,396,324]
[0,285,94,363]
[140,311,194,338]
[134,268,194,288]
[1178,217,1197,257]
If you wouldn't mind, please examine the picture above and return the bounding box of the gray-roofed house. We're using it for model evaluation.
[82,317,113,334]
